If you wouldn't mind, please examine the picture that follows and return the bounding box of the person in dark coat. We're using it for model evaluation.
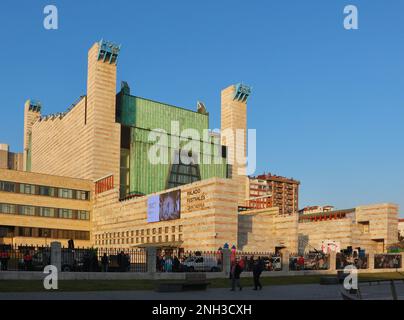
[230,260,243,291]
[101,253,109,272]
[253,257,264,290]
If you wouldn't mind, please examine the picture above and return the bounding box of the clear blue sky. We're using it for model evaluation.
[0,0,403,215]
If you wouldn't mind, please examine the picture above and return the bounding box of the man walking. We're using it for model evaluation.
[253,257,264,290]
[230,259,243,291]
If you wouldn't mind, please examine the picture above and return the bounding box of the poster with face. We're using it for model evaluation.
[159,190,181,221]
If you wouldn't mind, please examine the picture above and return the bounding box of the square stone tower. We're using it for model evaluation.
[27,40,121,187]
[221,84,251,206]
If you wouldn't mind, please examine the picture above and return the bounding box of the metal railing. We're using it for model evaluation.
[0,244,50,271]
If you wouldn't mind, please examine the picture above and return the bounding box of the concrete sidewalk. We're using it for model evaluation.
[0,282,403,300]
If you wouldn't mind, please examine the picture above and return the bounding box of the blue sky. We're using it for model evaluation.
[0,0,403,215]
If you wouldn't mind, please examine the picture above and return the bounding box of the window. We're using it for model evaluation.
[59,209,73,219]
[76,191,89,200]
[172,226,176,233]
[166,150,201,189]
[77,211,89,220]
[39,207,55,218]
[179,225,183,232]
[58,188,73,199]
[39,186,55,197]
[20,184,35,195]
[20,206,35,216]
[0,204,16,214]
[0,181,16,192]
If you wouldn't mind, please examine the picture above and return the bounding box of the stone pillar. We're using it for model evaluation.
[329,251,336,272]
[50,242,61,272]
[222,249,231,276]
[146,247,157,273]
[400,253,404,271]
[282,251,290,272]
[368,252,375,271]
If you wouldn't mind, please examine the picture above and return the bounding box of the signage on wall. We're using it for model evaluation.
[186,188,207,211]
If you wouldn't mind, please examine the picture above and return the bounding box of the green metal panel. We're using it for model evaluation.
[117,92,228,195]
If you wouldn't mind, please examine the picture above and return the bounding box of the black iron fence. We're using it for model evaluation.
[0,244,147,272]
[289,252,330,271]
[374,254,402,269]
[0,244,50,271]
[62,247,148,272]
[234,251,282,272]
[336,252,368,270]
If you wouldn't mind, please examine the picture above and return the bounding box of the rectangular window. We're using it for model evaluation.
[58,188,73,199]
[59,209,73,219]
[77,211,89,220]
[39,186,55,197]
[0,181,16,192]
[77,191,89,200]
[0,203,16,214]
[39,207,55,218]
[20,184,35,195]
[20,205,35,216]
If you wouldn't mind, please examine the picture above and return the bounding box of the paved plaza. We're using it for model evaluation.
[0,282,403,300]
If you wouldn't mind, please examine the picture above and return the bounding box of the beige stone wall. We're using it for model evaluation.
[93,178,239,251]
[238,207,298,252]
[221,85,248,206]
[0,169,93,247]
[29,42,121,186]
[297,203,399,253]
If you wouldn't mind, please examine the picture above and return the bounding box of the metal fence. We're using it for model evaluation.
[336,252,368,270]
[0,244,50,271]
[374,254,402,269]
[234,251,282,272]
[156,249,223,272]
[289,252,330,271]
[62,247,148,272]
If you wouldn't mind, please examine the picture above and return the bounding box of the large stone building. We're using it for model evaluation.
[0,40,399,253]
[0,144,22,171]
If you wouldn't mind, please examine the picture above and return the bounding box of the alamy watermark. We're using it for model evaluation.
[43,5,58,30]
[147,122,257,175]
[43,265,58,290]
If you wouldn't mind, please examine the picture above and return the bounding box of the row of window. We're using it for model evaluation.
[94,225,183,240]
[95,234,183,246]
[0,181,90,201]
[0,203,90,221]
[0,226,90,241]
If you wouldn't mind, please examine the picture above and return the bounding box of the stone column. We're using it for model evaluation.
[368,252,375,271]
[400,253,404,271]
[50,242,61,272]
[282,251,290,272]
[222,249,231,276]
[146,247,157,273]
[329,251,336,272]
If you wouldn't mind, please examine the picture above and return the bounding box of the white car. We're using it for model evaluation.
[182,256,220,272]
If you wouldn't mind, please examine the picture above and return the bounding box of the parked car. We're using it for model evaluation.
[182,256,220,272]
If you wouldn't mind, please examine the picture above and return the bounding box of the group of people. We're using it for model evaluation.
[156,255,181,272]
[101,251,131,272]
[230,257,265,291]
[0,250,10,271]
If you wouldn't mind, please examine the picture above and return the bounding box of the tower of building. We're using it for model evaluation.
[221,83,251,206]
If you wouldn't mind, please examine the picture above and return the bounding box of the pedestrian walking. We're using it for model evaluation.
[253,257,264,290]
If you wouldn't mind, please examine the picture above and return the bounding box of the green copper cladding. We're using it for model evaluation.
[116,86,229,196]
